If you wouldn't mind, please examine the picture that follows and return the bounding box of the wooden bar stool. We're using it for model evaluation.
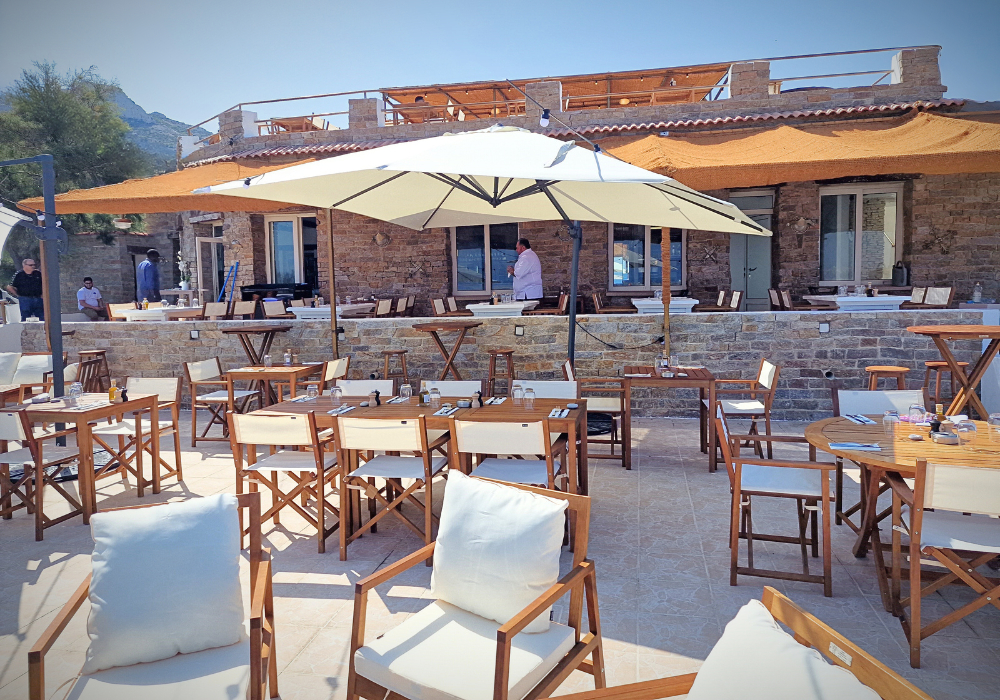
[78,349,111,391]
[865,365,909,390]
[382,349,409,392]
[486,349,516,396]
[923,359,969,405]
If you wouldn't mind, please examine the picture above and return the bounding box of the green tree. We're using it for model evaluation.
[0,62,150,277]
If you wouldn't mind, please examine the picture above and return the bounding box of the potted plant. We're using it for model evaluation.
[177,253,191,291]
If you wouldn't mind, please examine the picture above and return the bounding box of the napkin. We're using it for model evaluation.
[433,406,460,416]
[548,408,570,418]
[485,396,507,405]
[327,405,355,415]
[829,442,882,451]
[844,414,877,425]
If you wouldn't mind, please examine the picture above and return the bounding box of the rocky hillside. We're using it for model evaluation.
[111,90,209,172]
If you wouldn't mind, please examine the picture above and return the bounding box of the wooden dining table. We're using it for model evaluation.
[221,324,294,366]
[412,320,483,380]
[226,364,322,406]
[907,325,1000,419]
[805,415,999,607]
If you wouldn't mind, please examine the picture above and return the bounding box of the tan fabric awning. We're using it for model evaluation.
[602,112,1000,190]
[19,160,312,214]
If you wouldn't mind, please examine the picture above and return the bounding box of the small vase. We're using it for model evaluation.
[180,281,190,290]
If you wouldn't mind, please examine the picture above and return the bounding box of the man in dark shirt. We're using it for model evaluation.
[136,249,161,303]
[7,258,44,321]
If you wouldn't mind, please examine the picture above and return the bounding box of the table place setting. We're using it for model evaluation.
[548,407,570,418]
[484,396,507,405]
[432,406,461,416]
[327,405,356,415]
[843,414,878,425]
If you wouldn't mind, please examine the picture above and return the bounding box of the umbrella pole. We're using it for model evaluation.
[327,209,339,359]
[567,221,582,364]
[662,267,670,360]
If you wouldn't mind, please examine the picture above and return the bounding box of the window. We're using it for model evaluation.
[451,223,519,295]
[819,183,902,285]
[264,215,319,290]
[728,191,774,230]
[608,224,685,292]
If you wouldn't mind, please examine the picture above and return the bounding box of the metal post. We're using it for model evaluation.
[40,156,65,397]
[567,221,582,363]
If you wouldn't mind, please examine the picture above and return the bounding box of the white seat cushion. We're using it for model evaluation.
[351,455,446,480]
[354,600,574,700]
[905,509,1000,553]
[471,458,550,485]
[92,419,174,436]
[741,463,827,499]
[716,399,766,415]
[13,354,51,385]
[0,352,21,385]
[0,445,79,466]
[687,600,879,700]
[68,633,249,700]
[584,397,621,413]
[431,472,567,634]
[197,390,257,402]
[246,450,337,472]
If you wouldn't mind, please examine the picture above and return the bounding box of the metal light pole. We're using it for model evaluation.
[567,221,582,363]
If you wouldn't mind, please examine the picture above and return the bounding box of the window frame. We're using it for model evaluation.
[450,224,520,297]
[818,182,904,286]
[606,224,687,294]
[263,213,316,285]
[728,188,775,227]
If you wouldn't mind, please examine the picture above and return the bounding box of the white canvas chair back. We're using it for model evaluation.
[420,380,482,396]
[836,390,924,417]
[453,420,547,456]
[729,290,743,310]
[186,358,222,382]
[262,301,287,317]
[202,301,228,319]
[395,298,407,315]
[758,360,777,390]
[562,360,576,381]
[923,463,1000,517]
[374,299,392,317]
[230,413,314,446]
[432,298,447,316]
[338,417,422,452]
[909,287,926,304]
[0,411,28,443]
[924,287,951,305]
[446,297,459,312]
[126,377,180,403]
[715,404,737,484]
[513,380,578,399]
[336,379,394,396]
[324,357,350,382]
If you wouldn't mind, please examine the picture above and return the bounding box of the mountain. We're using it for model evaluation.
[111,90,210,172]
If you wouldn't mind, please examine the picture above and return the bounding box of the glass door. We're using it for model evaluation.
[196,237,226,303]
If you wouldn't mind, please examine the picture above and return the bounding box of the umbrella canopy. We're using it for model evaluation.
[0,206,30,256]
[201,125,767,236]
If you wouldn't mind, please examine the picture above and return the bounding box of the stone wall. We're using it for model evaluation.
[22,308,983,420]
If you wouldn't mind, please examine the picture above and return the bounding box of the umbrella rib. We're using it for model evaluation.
[536,181,573,225]
[497,180,554,205]
[422,173,490,202]
[644,183,766,233]
[459,174,493,202]
[331,171,409,208]
[497,177,515,200]
[420,184,457,230]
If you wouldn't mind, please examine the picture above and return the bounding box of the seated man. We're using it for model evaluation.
[77,277,105,320]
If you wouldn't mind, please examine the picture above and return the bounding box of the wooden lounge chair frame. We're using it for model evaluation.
[693,290,742,312]
[591,292,637,314]
[524,292,569,316]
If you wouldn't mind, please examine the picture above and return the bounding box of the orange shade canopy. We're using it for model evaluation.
[603,112,1000,190]
[19,160,312,214]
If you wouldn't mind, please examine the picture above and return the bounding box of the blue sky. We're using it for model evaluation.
[1,0,997,128]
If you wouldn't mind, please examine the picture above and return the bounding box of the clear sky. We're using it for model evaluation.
[2,0,998,129]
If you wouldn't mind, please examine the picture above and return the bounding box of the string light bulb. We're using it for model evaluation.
[539,109,550,127]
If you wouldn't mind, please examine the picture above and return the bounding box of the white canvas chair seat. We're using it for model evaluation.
[0,445,79,466]
[198,389,257,402]
[245,450,338,472]
[741,463,830,499]
[470,458,552,485]
[351,455,447,480]
[903,509,1000,553]
[704,398,766,415]
[354,600,575,700]
[584,396,621,413]
[91,419,174,436]
[66,634,250,700]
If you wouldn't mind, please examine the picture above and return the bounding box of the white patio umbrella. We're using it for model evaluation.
[201,125,769,360]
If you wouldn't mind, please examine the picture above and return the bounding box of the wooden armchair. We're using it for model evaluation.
[693,290,742,312]
[201,301,230,320]
[348,474,605,700]
[278,356,351,400]
[106,302,137,321]
[183,358,260,446]
[558,586,931,700]
[231,300,258,319]
[524,292,568,316]
[262,300,294,320]
[432,298,472,317]
[445,296,474,316]
[703,358,780,458]
[592,292,637,314]
[563,360,626,468]
[900,285,953,309]
[28,492,277,700]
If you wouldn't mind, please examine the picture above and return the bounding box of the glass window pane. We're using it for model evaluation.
[612,224,645,287]
[820,194,856,281]
[669,228,684,286]
[301,217,318,292]
[269,221,296,284]
[456,226,486,291]
[860,193,897,281]
[729,195,774,211]
[649,228,662,287]
[489,223,519,291]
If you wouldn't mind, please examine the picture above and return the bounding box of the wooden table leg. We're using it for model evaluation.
[852,466,883,558]
[622,379,633,470]
[708,380,718,473]
[941,337,999,420]
[567,422,579,496]
[259,332,279,364]
[134,406,145,498]
[440,329,469,381]
[78,421,95,523]
[579,412,589,496]
[149,397,161,495]
[237,333,259,365]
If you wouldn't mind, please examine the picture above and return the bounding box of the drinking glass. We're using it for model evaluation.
[654,289,663,300]
[669,355,679,369]
[956,421,977,451]
[68,381,84,405]
[512,385,524,405]
[263,354,272,368]
[524,388,535,410]
[331,386,343,407]
[908,404,925,425]
[346,296,352,305]
[306,384,319,401]
[882,411,899,439]
[837,285,848,297]
[990,413,1000,444]
[400,384,413,402]
[429,388,441,409]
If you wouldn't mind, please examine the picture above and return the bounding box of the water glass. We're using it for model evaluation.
[882,411,899,439]
[400,384,413,402]
[306,384,319,401]
[989,413,1000,444]
[837,285,848,297]
[512,385,523,405]
[669,355,679,369]
[908,403,925,425]
[263,354,273,368]
[956,421,977,450]
[523,388,535,410]
[331,386,343,406]
[429,388,441,408]
[654,289,663,300]
[345,296,352,305]
[68,381,84,404]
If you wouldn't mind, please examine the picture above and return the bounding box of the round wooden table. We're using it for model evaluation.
[412,320,482,380]
[907,325,1000,419]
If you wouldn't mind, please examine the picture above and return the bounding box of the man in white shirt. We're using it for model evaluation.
[506,238,543,300]
[77,277,105,320]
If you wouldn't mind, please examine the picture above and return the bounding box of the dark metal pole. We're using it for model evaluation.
[567,221,582,363]
[40,156,64,397]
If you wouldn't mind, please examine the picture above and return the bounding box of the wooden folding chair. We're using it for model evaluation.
[202,301,230,319]
[370,299,393,318]
[890,459,1000,667]
[705,357,780,458]
[405,294,415,316]
[767,288,783,310]
[262,300,294,319]
[448,417,567,489]
[289,299,306,307]
[591,292,636,314]
[524,292,568,315]
[106,302,136,321]
[900,286,927,309]
[231,299,258,319]
[563,361,626,468]
[445,296,474,316]
[716,404,835,597]
[184,358,260,446]
[393,297,407,317]
[335,415,448,560]
[229,412,340,553]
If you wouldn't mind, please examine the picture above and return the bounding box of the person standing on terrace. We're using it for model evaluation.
[7,258,44,321]
[506,238,543,300]
[136,249,161,303]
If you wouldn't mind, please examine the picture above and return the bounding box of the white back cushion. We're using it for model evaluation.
[687,600,879,700]
[431,472,567,633]
[513,381,578,399]
[420,380,483,396]
[925,463,1000,516]
[84,494,244,674]
[0,352,21,384]
[336,379,394,396]
[837,390,924,417]
[758,360,777,390]
[13,354,51,385]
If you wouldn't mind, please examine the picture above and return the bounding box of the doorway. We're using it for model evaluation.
[728,190,775,311]
[197,237,227,304]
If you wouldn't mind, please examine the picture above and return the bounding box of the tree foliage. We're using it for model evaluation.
[0,62,151,271]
